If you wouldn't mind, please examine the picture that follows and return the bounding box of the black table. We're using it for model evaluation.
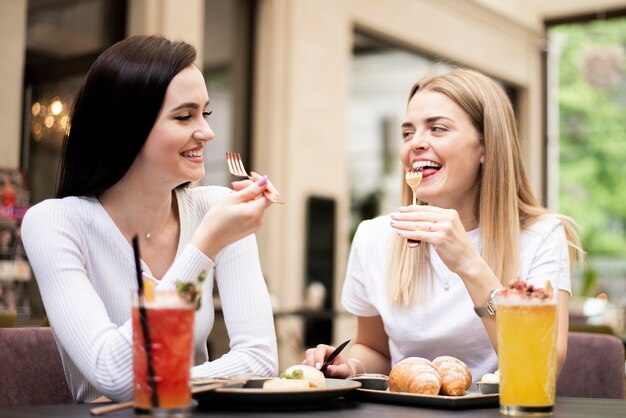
[0,397,624,418]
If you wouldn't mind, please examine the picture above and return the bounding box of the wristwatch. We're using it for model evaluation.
[474,288,503,318]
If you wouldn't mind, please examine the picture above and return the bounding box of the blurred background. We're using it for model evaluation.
[1,0,625,369]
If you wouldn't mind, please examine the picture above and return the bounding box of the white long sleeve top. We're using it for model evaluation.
[21,186,278,403]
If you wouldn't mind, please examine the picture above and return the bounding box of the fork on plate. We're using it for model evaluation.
[226,152,284,204]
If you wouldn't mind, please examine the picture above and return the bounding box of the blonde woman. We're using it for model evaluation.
[304,68,582,382]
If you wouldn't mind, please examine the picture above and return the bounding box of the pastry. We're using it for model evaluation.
[281,364,326,388]
[263,378,311,390]
[432,356,472,396]
[388,357,441,395]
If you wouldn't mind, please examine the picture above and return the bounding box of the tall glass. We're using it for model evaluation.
[496,298,557,415]
[496,280,558,416]
[132,289,195,417]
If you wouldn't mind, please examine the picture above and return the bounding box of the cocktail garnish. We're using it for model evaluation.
[280,369,304,379]
[500,278,553,300]
[143,279,156,303]
[175,271,207,310]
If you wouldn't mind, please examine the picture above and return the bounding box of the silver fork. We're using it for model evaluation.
[226,152,284,204]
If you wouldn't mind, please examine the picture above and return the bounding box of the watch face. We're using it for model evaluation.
[489,289,502,305]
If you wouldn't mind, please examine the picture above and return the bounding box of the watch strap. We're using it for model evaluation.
[473,288,501,318]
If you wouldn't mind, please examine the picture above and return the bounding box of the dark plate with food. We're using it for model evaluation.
[346,385,499,409]
[345,357,498,409]
[193,366,360,410]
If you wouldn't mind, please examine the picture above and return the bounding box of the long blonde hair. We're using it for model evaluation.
[387,68,583,306]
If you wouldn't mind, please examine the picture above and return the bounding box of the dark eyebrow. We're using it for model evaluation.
[169,101,210,112]
[401,122,414,129]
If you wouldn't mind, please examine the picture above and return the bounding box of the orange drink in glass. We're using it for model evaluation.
[496,280,557,416]
[132,289,195,417]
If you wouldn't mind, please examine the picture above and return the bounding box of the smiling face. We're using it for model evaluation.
[401,88,484,212]
[133,65,214,188]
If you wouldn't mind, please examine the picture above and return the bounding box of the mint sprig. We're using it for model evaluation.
[175,271,207,310]
[279,369,304,379]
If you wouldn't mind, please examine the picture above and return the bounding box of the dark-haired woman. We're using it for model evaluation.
[21,35,278,402]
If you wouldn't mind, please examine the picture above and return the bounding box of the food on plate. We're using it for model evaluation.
[388,357,441,395]
[388,356,472,396]
[262,378,311,390]
[432,356,472,396]
[262,364,326,390]
[480,369,500,384]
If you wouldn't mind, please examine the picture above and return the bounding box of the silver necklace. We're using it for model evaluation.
[143,213,172,240]
[430,251,453,291]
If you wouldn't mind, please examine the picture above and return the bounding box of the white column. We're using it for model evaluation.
[0,0,27,169]
[127,0,205,67]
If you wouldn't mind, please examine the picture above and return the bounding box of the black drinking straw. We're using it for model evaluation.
[132,235,159,408]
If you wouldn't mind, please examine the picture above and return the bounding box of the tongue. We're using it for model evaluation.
[422,167,440,177]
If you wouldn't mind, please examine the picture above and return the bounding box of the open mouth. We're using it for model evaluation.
[181,148,203,158]
[412,160,441,176]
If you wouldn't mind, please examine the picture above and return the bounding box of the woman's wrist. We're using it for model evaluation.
[347,357,366,376]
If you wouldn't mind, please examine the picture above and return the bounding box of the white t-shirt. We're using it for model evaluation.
[21,186,278,402]
[342,214,570,382]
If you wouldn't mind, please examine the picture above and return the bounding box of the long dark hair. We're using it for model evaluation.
[56,35,197,198]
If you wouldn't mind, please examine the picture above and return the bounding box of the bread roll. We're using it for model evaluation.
[263,378,311,390]
[282,365,326,388]
[388,357,441,395]
[432,356,472,396]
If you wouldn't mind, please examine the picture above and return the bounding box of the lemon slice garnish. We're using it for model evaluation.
[143,279,156,303]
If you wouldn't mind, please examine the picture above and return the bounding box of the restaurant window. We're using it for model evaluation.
[200,0,255,189]
[200,0,256,360]
[348,32,445,238]
[546,12,626,326]
[23,0,126,204]
[348,31,521,239]
[17,0,125,323]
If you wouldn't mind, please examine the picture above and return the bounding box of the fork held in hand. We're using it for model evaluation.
[405,167,423,248]
[226,152,284,204]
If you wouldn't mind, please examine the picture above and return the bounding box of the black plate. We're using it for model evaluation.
[193,378,361,410]
[346,386,499,409]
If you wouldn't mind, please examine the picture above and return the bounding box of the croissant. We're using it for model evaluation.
[388,357,441,395]
[432,356,472,396]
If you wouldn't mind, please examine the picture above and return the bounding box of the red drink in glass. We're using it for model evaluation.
[132,290,195,416]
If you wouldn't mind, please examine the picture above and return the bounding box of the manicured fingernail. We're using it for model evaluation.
[258,176,267,187]
[315,362,321,370]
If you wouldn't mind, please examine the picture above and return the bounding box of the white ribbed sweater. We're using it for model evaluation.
[21,186,278,403]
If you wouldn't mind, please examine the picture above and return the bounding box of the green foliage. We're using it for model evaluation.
[580,265,599,297]
[551,18,626,257]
